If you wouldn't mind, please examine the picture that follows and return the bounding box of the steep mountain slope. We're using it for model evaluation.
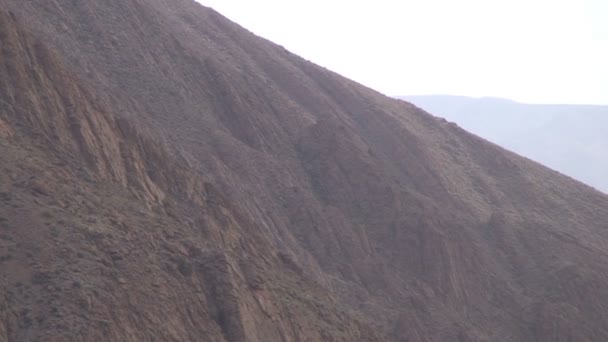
[402,95,608,193]
[0,10,379,341]
[2,1,608,341]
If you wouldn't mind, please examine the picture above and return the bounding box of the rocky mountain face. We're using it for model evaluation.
[402,95,608,194]
[2,1,608,341]
[0,8,378,342]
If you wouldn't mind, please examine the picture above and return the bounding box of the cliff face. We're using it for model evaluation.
[2,1,608,341]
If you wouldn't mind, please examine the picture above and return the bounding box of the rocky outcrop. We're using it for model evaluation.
[0,9,380,341]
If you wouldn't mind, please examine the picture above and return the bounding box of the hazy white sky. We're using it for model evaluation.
[196,0,608,104]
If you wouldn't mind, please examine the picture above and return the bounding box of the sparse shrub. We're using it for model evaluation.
[0,216,7,228]
[0,192,11,201]
[31,271,50,285]
[177,259,193,276]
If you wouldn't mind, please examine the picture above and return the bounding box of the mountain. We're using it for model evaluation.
[2,1,608,341]
[401,95,608,193]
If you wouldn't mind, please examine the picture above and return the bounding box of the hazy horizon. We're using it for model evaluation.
[401,94,608,106]
[404,95,608,194]
[196,0,608,105]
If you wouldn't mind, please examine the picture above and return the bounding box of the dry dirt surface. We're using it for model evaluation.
[2,1,608,341]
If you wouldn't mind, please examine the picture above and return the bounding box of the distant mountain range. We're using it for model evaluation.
[401,95,608,193]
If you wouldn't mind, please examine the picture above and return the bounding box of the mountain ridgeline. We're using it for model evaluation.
[2,1,608,341]
[402,95,608,194]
